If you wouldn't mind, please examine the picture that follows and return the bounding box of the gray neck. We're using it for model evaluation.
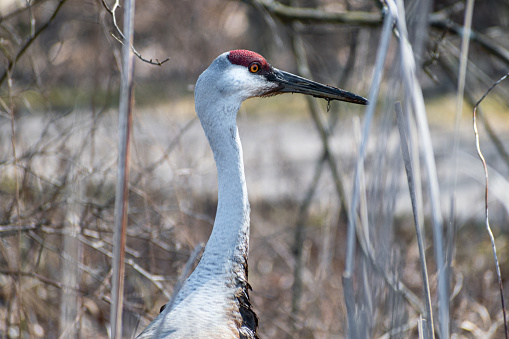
[196,102,250,280]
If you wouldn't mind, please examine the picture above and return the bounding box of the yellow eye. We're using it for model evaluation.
[249,62,260,73]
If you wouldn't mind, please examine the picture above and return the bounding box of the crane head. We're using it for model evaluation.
[226,49,368,105]
[194,50,368,127]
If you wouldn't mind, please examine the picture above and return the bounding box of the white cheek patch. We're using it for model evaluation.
[226,67,277,99]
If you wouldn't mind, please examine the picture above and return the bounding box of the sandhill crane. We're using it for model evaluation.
[136,50,367,339]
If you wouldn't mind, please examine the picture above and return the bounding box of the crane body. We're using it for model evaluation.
[136,50,367,339]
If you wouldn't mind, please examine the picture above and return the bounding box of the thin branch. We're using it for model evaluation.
[76,234,171,298]
[254,0,382,26]
[472,72,509,339]
[0,0,68,88]
[101,0,169,66]
[378,317,419,339]
[27,230,107,285]
[0,269,88,293]
[438,50,509,171]
[430,17,509,66]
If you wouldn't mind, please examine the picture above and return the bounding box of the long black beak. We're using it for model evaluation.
[267,68,368,105]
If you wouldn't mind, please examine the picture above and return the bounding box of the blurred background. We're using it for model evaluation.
[1,0,509,338]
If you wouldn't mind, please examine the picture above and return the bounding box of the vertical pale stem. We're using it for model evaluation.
[110,0,136,337]
[342,6,393,337]
[392,0,449,335]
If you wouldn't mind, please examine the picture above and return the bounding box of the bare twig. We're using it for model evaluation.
[472,72,509,339]
[75,234,171,297]
[0,268,88,293]
[430,17,509,66]
[27,230,107,285]
[438,51,509,170]
[254,0,382,25]
[378,317,419,339]
[101,0,169,66]
[0,0,68,88]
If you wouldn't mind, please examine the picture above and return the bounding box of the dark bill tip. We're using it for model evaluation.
[267,69,368,105]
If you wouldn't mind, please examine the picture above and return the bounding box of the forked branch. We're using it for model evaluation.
[101,0,169,66]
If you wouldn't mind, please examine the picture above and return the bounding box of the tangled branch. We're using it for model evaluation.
[0,0,68,87]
